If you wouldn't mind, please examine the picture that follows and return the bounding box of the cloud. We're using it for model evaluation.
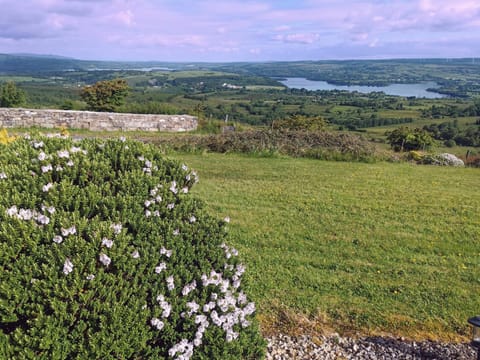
[107,33,207,48]
[1,0,480,61]
[274,33,320,44]
[110,9,135,26]
[274,25,291,32]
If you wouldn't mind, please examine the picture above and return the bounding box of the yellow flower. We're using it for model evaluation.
[0,128,16,144]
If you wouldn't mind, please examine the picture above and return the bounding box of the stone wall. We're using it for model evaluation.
[0,108,197,132]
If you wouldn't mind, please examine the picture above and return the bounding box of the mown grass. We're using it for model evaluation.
[172,153,480,341]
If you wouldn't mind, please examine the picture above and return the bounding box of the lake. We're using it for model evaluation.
[279,77,447,98]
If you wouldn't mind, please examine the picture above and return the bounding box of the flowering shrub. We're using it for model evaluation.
[0,134,265,359]
[0,128,16,145]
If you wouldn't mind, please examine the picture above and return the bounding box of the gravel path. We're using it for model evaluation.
[266,334,477,359]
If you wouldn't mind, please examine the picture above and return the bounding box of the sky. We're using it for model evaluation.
[0,0,479,62]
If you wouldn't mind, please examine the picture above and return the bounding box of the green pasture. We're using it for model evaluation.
[172,153,480,341]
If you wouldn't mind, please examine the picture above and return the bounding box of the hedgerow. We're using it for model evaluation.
[150,129,378,162]
[0,134,265,359]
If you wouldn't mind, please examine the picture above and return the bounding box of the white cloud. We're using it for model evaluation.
[274,32,320,44]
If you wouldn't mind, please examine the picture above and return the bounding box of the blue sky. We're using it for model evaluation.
[0,0,479,61]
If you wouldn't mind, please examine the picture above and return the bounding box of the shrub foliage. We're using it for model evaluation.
[0,81,26,108]
[80,79,130,112]
[386,126,436,152]
[152,129,377,162]
[0,135,265,359]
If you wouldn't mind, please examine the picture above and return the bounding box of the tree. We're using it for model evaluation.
[0,81,26,108]
[80,79,130,112]
[386,126,436,151]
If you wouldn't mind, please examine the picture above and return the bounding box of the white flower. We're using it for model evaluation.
[243,302,256,316]
[36,214,50,225]
[150,317,164,330]
[182,187,189,194]
[241,319,251,328]
[38,151,47,161]
[169,181,178,194]
[237,292,247,305]
[53,235,63,244]
[66,160,74,167]
[203,301,216,313]
[145,210,152,217]
[138,156,145,161]
[70,146,82,153]
[150,188,157,196]
[63,258,73,275]
[160,247,172,258]
[6,205,18,217]
[56,165,64,171]
[110,223,122,235]
[42,182,53,192]
[195,314,208,325]
[155,262,167,274]
[182,164,188,171]
[182,280,197,296]
[153,210,160,217]
[57,150,70,158]
[18,208,34,221]
[156,295,172,318]
[41,164,53,173]
[173,229,179,236]
[144,200,152,208]
[131,250,140,259]
[169,340,194,358]
[0,172,7,179]
[189,216,196,223]
[101,238,114,248]
[166,276,175,291]
[86,274,95,281]
[32,141,44,148]
[41,204,55,214]
[224,216,230,223]
[99,253,111,267]
[144,160,152,168]
[226,331,239,342]
[167,203,175,210]
[119,136,126,142]
[186,301,200,316]
[61,226,76,237]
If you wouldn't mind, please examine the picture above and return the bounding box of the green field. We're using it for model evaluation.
[171,152,480,341]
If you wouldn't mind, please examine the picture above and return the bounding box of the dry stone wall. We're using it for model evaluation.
[0,108,197,132]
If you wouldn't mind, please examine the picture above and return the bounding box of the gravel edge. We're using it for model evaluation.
[266,333,476,359]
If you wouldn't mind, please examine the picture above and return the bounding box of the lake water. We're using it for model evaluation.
[279,77,447,98]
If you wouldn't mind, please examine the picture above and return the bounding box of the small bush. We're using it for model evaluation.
[0,135,265,359]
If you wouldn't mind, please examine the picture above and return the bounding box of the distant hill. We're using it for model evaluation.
[10,53,75,60]
[0,53,195,74]
[0,54,82,74]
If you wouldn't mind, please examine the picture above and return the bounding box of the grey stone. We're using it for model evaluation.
[0,108,197,132]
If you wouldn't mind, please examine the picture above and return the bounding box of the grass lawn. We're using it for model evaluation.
[171,152,480,341]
